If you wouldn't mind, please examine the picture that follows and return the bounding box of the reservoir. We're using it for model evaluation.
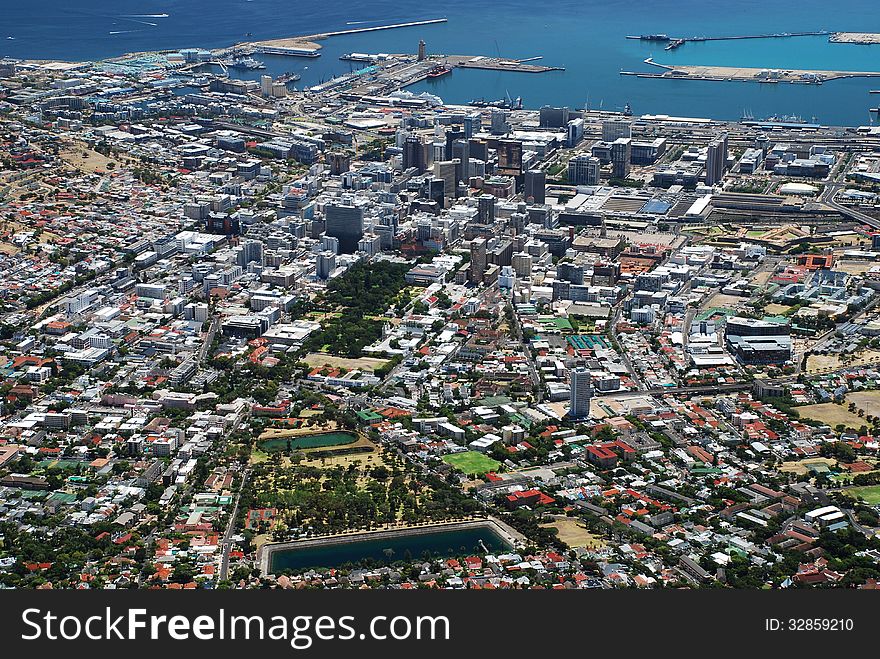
[266,522,515,573]
[258,431,358,452]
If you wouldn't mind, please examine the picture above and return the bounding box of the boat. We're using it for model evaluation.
[623,102,633,116]
[229,57,266,70]
[870,90,880,94]
[276,71,301,84]
[426,64,452,79]
[627,34,671,41]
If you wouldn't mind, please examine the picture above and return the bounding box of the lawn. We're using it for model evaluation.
[442,451,500,476]
[795,403,865,429]
[844,485,880,505]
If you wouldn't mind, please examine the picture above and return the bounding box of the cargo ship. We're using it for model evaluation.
[426,64,452,78]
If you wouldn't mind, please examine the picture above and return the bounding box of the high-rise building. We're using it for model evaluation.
[568,154,601,185]
[539,105,570,128]
[602,118,632,142]
[433,159,459,206]
[324,198,364,253]
[451,138,470,190]
[569,366,593,418]
[235,239,263,267]
[524,169,546,204]
[705,133,729,186]
[477,194,496,224]
[463,113,481,138]
[403,134,428,173]
[316,251,336,280]
[417,39,426,61]
[490,109,510,135]
[469,237,487,285]
[611,138,632,180]
[327,151,351,175]
[512,252,533,278]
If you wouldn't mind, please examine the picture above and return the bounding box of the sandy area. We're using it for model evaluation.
[846,391,880,418]
[304,353,389,373]
[830,32,880,44]
[806,350,880,374]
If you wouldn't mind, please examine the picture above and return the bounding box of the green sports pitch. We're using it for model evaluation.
[442,451,500,475]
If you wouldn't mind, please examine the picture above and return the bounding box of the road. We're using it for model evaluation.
[218,466,250,582]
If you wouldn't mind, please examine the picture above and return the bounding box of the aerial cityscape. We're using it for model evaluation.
[5,4,880,593]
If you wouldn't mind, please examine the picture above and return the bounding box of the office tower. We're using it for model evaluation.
[464,113,481,138]
[705,133,728,186]
[403,134,428,173]
[611,137,632,180]
[433,159,459,206]
[602,118,632,142]
[539,105,570,128]
[235,239,263,267]
[470,237,487,284]
[566,117,584,147]
[523,169,546,204]
[316,251,336,280]
[477,193,496,224]
[417,39,426,61]
[512,252,533,278]
[569,366,593,419]
[451,138,470,190]
[327,151,351,175]
[323,198,364,253]
[321,234,339,254]
[445,128,465,158]
[496,139,523,177]
[490,109,509,135]
[568,154,601,186]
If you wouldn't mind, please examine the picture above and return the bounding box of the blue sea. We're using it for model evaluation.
[3,0,880,126]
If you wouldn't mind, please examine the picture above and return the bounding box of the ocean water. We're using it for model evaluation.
[3,0,880,125]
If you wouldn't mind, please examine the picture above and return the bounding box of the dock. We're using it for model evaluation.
[622,60,880,85]
[631,30,830,51]
[238,18,448,58]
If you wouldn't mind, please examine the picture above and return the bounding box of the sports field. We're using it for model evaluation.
[843,485,880,505]
[442,451,500,475]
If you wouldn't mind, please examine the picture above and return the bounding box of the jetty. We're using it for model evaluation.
[630,30,830,51]
[238,18,449,58]
[622,60,880,85]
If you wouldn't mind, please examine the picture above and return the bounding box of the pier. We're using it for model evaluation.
[622,60,880,85]
[238,18,448,58]
[630,30,831,51]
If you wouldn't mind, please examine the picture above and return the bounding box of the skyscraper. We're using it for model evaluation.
[611,138,632,180]
[417,39,426,61]
[316,251,336,280]
[403,134,428,173]
[477,194,496,224]
[469,237,487,285]
[324,199,364,253]
[602,118,632,142]
[705,133,728,186]
[523,169,546,204]
[568,154,601,186]
[569,366,593,419]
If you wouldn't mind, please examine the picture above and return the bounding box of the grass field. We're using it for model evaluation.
[442,451,500,476]
[796,403,865,429]
[780,458,837,476]
[540,516,607,549]
[844,485,880,505]
[806,350,880,374]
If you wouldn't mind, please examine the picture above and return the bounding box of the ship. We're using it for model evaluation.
[626,34,671,41]
[276,71,301,84]
[426,64,452,78]
[229,57,266,70]
[623,102,632,116]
